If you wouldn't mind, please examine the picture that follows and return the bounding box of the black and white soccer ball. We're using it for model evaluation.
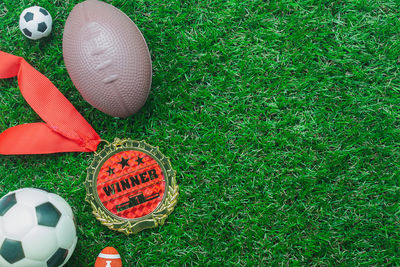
[0,188,77,266]
[19,6,52,40]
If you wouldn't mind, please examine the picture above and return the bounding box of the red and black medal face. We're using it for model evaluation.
[97,150,165,219]
[85,139,178,234]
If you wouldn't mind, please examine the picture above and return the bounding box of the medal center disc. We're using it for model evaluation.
[96,150,165,219]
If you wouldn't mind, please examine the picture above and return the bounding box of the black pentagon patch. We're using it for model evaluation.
[36,202,61,227]
[24,12,34,22]
[39,8,49,16]
[22,28,32,37]
[0,193,16,216]
[47,248,68,267]
[0,239,25,264]
[37,22,47,33]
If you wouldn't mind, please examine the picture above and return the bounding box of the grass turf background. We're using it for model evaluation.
[0,0,400,265]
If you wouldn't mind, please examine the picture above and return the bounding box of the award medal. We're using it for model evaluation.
[0,51,178,234]
[85,139,178,234]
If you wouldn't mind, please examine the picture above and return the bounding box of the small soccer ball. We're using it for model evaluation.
[19,6,52,40]
[0,188,77,266]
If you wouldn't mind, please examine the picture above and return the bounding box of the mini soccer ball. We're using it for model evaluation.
[0,188,77,266]
[19,6,52,40]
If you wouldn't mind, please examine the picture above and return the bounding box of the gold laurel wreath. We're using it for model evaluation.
[85,139,179,235]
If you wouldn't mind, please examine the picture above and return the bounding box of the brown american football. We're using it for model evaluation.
[62,0,152,118]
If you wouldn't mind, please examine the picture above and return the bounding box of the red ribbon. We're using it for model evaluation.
[0,51,100,154]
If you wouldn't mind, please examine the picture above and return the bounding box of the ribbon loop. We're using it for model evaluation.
[0,51,100,154]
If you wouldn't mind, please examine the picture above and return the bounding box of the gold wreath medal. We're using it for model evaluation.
[85,138,179,234]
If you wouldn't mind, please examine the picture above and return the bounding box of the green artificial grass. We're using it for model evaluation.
[1,0,400,265]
